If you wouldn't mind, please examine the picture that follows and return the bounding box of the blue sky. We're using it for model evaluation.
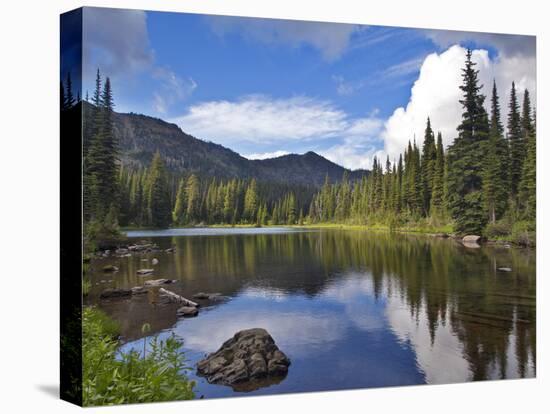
[79,7,536,169]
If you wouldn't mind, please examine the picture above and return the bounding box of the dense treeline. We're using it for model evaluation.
[63,50,535,241]
[117,158,311,228]
[308,50,536,238]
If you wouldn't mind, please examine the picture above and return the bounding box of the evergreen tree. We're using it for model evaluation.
[430,132,445,218]
[60,81,67,111]
[421,117,436,214]
[65,72,75,108]
[447,49,490,234]
[521,89,534,143]
[186,174,201,223]
[507,82,523,197]
[482,81,509,224]
[146,152,171,228]
[243,179,258,223]
[519,106,536,220]
[84,75,119,220]
[287,193,296,224]
[395,154,404,213]
[223,180,236,223]
[172,179,187,224]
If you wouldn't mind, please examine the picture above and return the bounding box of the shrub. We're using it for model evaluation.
[83,307,195,406]
[484,221,512,239]
[511,220,536,247]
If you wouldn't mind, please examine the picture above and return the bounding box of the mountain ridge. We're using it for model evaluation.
[80,101,369,187]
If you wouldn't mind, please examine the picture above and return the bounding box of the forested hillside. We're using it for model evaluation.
[79,100,366,186]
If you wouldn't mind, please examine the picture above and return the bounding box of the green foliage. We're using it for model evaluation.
[484,220,512,239]
[447,49,490,234]
[482,81,509,224]
[508,82,524,197]
[421,118,437,214]
[430,132,446,219]
[244,179,258,223]
[83,278,92,297]
[519,90,536,221]
[83,307,195,406]
[84,215,122,252]
[85,75,119,222]
[511,220,536,247]
[185,174,201,223]
[146,151,172,228]
[172,179,187,225]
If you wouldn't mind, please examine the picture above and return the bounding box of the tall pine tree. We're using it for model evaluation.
[421,117,436,215]
[146,151,171,228]
[507,82,523,197]
[482,81,509,224]
[447,49,490,234]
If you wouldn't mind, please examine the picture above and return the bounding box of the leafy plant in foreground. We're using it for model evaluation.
[82,307,195,406]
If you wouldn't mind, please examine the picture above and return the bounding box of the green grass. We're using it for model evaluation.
[291,222,454,235]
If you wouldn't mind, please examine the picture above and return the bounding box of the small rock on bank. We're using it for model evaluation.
[197,328,290,387]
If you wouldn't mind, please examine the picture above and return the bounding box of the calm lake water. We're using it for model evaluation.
[87,227,536,398]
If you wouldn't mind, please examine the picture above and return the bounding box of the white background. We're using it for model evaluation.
[0,0,547,412]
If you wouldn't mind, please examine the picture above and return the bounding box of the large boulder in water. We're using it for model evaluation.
[197,328,290,388]
[462,235,482,249]
[462,235,482,244]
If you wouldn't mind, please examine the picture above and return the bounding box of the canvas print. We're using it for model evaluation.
[60,6,536,407]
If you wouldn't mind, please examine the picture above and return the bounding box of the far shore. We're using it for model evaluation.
[119,223,534,248]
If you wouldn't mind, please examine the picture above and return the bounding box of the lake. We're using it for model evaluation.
[86,227,536,398]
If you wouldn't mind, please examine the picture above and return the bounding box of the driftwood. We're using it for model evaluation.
[158,288,199,307]
[144,278,176,287]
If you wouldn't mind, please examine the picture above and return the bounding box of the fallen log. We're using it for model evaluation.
[145,278,176,286]
[158,288,199,307]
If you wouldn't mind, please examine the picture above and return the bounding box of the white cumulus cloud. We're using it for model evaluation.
[381,45,536,160]
[171,95,348,144]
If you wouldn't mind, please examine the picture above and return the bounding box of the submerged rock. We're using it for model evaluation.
[102,265,119,273]
[152,258,159,265]
[177,306,199,317]
[497,267,513,272]
[137,268,154,275]
[131,286,148,295]
[193,292,222,300]
[100,288,132,299]
[197,328,290,388]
